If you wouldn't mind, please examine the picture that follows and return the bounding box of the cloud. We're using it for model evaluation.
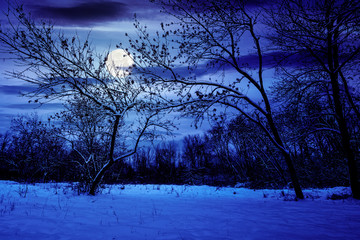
[31,1,130,26]
[175,51,283,77]
[3,103,63,110]
[161,0,270,15]
[136,50,311,83]
[0,85,37,95]
[196,51,313,74]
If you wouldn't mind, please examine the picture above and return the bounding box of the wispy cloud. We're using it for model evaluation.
[149,51,285,79]
[0,84,36,95]
[18,0,165,27]
[30,1,130,26]
[3,103,63,110]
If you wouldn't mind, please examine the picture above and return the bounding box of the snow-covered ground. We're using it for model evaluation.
[0,181,359,240]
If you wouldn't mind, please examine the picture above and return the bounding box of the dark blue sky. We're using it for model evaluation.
[1,0,163,24]
[0,0,167,133]
[0,0,270,135]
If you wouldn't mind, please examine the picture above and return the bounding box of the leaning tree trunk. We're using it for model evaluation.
[329,72,360,199]
[282,150,304,199]
[265,113,304,199]
[327,18,360,199]
[89,115,120,195]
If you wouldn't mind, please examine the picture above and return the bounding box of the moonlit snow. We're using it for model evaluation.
[0,181,359,239]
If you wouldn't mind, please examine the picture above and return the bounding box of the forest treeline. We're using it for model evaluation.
[0,109,355,192]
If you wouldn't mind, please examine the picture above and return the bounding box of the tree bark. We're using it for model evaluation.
[283,150,304,199]
[326,10,360,199]
[329,73,360,199]
[89,115,120,195]
[329,69,360,199]
[266,114,304,199]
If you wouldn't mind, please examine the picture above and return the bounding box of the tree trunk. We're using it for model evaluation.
[89,115,120,195]
[326,13,360,199]
[283,150,304,199]
[266,113,304,199]
[89,159,115,195]
[329,73,360,199]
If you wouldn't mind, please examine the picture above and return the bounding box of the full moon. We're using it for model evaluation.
[105,49,134,78]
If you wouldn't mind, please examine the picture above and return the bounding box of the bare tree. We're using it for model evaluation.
[129,0,304,198]
[55,96,120,191]
[266,0,360,198]
[5,114,67,182]
[0,4,170,195]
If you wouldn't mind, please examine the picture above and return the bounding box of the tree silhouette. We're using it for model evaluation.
[267,0,360,199]
[0,3,170,195]
[129,0,304,198]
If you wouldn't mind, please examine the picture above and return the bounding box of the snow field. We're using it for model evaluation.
[0,181,360,239]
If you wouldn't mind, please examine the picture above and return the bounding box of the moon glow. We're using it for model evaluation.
[105,49,134,78]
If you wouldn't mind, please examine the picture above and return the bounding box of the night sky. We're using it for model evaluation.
[0,0,270,136]
[0,0,166,133]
